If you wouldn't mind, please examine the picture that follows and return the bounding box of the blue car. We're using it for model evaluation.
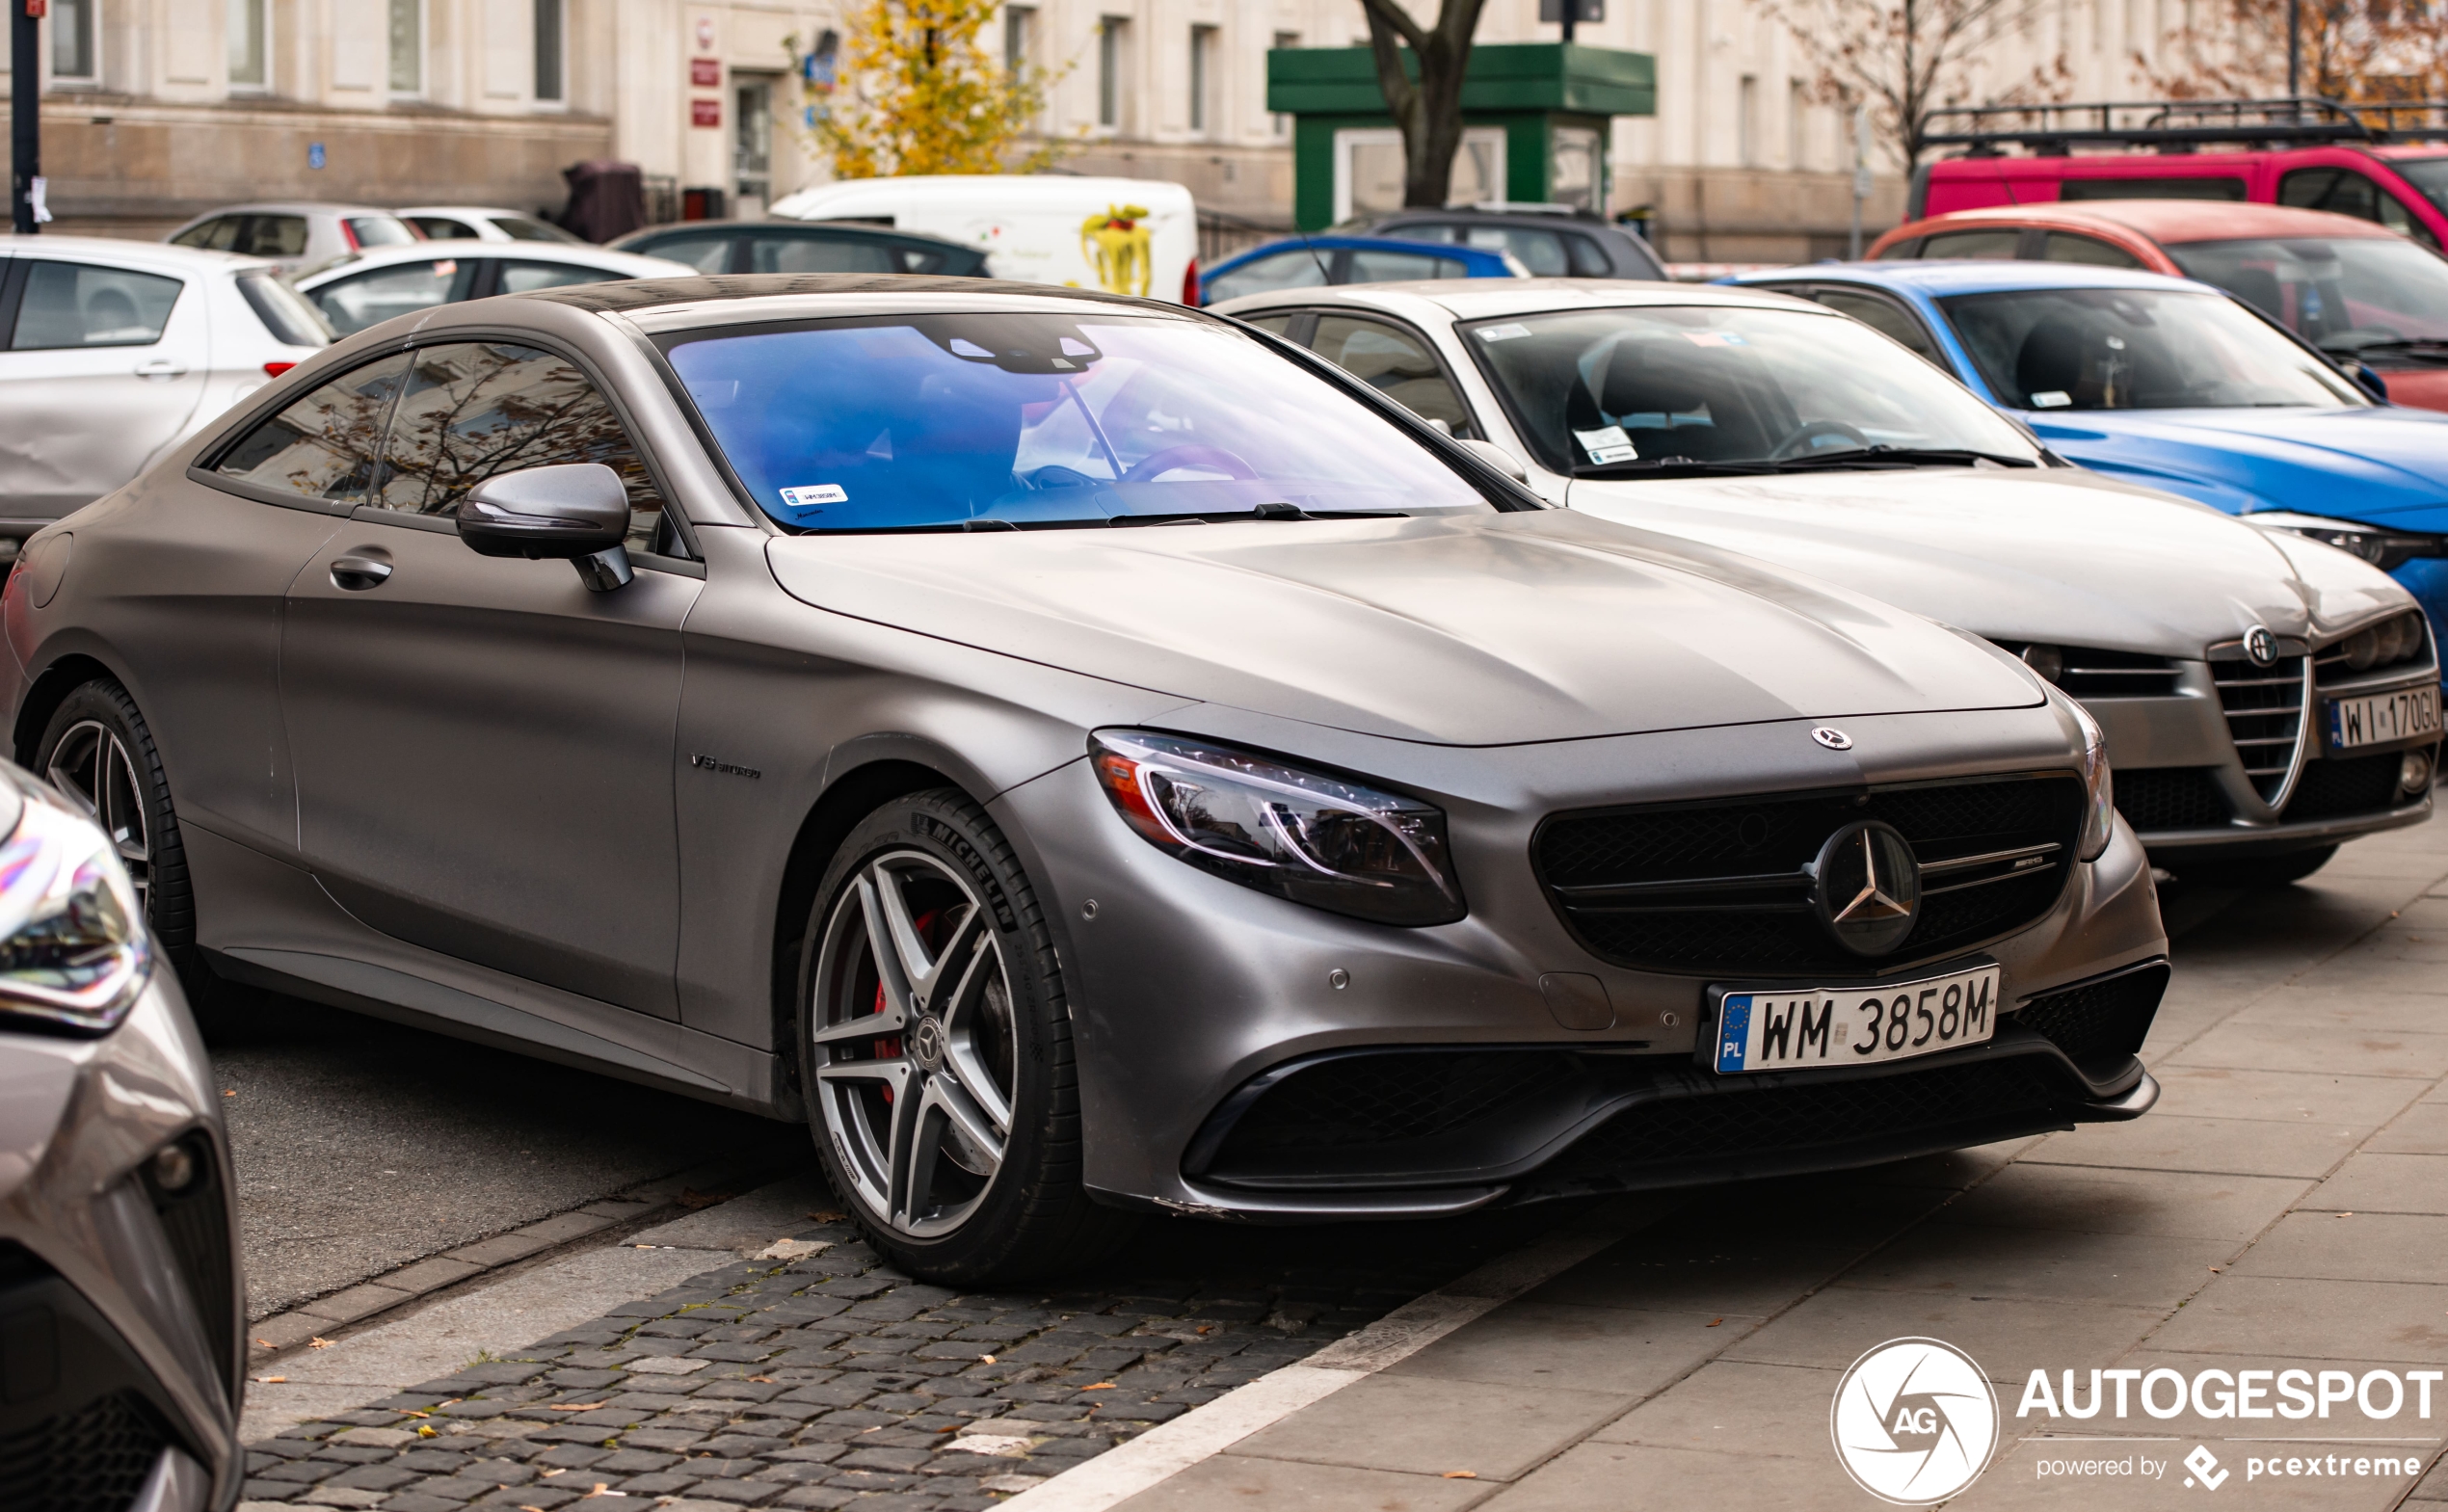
[1731,260,2448,662]
[1199,234,1522,306]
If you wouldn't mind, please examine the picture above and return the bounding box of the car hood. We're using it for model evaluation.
[763,508,2044,747]
[2021,405,2448,528]
[1563,467,2403,654]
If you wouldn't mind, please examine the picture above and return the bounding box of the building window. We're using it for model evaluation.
[735,76,775,214]
[1271,32,1298,138]
[535,0,566,102]
[1004,5,1035,73]
[51,0,96,81]
[1739,75,1759,168]
[228,0,269,89]
[388,0,422,95]
[1788,79,1807,168]
[1189,26,1218,135]
[1098,16,1126,129]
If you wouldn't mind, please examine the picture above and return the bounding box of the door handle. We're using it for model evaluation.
[133,359,189,380]
[330,555,393,591]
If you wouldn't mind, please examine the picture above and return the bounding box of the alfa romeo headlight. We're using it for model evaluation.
[1089,731,1466,926]
[2062,694,2116,862]
[2248,512,2448,573]
[0,765,150,1036]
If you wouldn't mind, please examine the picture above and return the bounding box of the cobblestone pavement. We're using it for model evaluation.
[236,1204,1575,1511]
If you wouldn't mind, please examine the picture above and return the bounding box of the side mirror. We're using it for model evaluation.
[456,463,633,591]
[1456,438,1530,484]
[2355,361,2390,403]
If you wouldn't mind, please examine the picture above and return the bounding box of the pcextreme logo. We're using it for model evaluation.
[1831,1337,2001,1504]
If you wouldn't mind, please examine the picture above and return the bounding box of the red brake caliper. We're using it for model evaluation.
[872,908,940,1104]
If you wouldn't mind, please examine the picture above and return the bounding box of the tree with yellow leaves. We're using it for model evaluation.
[793,0,1066,179]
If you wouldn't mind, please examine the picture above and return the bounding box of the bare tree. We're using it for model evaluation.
[1354,0,1495,207]
[2143,0,2448,100]
[1768,0,2067,170]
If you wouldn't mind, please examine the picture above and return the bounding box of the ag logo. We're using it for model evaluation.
[1830,1337,1999,1505]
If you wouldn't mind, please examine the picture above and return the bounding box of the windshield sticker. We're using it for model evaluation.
[2030,390,2072,409]
[1573,425,1639,464]
[1477,323,1533,342]
[779,485,849,508]
[1683,332,1747,347]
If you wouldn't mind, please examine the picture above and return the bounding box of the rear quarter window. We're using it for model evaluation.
[11,262,184,349]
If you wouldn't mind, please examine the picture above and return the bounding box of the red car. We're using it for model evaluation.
[1871,199,2448,411]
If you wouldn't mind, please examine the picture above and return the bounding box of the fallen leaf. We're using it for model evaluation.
[253,1338,272,1348]
[980,1354,997,1364]
[677,1188,730,1209]
[1443,1470,1478,1479]
[541,1468,566,1477]
[416,1425,437,1439]
[936,1425,959,1433]
[253,1375,287,1383]
[1081,1382,1116,1390]
[2209,1266,2222,1273]
[551,1402,608,1412]
[308,1337,334,1349]
[401,1409,430,1418]
[582,1488,613,1500]
[1196,1325,1213,1335]
[223,1089,236,1098]
[807,1209,845,1222]
[747,1376,776,1384]
[1706,1317,1723,1328]
[2340,1211,2355,1218]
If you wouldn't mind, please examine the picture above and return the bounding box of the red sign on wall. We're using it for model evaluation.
[690,58,721,87]
[691,97,723,128]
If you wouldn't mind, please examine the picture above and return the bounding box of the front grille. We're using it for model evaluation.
[1532,1056,2072,1186]
[2114,768,2229,833]
[1988,641,2184,698]
[2284,750,2415,822]
[2013,962,2169,1076]
[0,1391,167,1512]
[1533,776,2083,977]
[1214,1050,1574,1157]
[2213,650,2308,803]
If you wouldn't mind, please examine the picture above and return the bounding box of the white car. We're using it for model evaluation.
[397,204,583,245]
[769,174,1200,302]
[0,236,329,541]
[165,200,419,273]
[1216,279,2442,887]
[291,240,696,336]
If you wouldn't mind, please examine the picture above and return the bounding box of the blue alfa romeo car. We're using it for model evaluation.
[1731,260,2448,662]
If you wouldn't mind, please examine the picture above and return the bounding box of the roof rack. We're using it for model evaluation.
[1922,96,2448,155]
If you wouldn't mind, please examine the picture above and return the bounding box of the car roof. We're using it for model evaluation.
[1368,206,1613,228]
[1213,277,1822,325]
[619,219,972,251]
[1216,234,1512,268]
[1741,259,2217,296]
[291,239,695,284]
[1897,199,2400,244]
[529,273,1205,332]
[175,201,406,220]
[773,175,1196,218]
[0,234,276,275]
[396,205,530,218]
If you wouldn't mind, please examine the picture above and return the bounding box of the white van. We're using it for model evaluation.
[766,175,1199,304]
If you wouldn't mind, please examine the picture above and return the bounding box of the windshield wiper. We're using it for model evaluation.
[1574,457,1777,479]
[1767,446,2036,471]
[2320,337,2448,363]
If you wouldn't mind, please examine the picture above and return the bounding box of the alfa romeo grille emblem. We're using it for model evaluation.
[1830,1338,1998,1504]
[2244,624,2277,667]
[1811,727,1853,751]
[1813,820,1921,956]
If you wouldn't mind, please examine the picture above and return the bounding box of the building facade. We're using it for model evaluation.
[11,0,2182,257]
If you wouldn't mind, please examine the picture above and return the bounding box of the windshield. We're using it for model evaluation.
[2167,235,2448,354]
[1938,286,2366,410]
[1458,304,2040,476]
[660,312,1492,530]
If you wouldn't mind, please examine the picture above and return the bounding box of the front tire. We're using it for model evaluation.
[796,788,1132,1283]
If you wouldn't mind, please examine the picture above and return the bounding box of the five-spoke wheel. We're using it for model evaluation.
[44,718,151,909]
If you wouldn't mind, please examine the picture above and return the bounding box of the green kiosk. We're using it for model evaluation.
[1264,42,1655,230]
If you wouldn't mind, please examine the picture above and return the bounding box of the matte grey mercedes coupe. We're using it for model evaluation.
[2,276,2169,1281]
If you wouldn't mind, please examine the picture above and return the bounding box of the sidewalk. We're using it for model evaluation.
[1082,819,2448,1510]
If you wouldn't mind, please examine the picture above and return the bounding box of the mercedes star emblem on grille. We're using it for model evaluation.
[2244,624,2276,667]
[1813,820,1922,956]
[1811,727,1853,751]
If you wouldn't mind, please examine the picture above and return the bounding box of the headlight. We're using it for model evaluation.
[1089,731,1466,926]
[0,766,150,1035]
[2062,694,2116,862]
[2247,512,2448,573]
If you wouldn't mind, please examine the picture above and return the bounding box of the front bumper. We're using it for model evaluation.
[0,978,242,1512]
[994,702,2168,1220]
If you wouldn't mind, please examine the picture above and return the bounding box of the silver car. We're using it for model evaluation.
[165,201,419,274]
[0,755,241,1509]
[4,277,2165,1282]
[1217,280,2443,887]
[290,240,696,336]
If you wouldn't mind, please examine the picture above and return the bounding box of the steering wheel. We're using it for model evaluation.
[1120,444,1259,484]
[1768,419,1873,461]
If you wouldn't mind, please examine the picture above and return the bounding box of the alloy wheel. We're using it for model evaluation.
[46,720,150,908]
[812,849,1019,1239]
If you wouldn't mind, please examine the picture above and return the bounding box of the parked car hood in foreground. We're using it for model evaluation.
[2023,405,2448,526]
[1565,467,2408,653]
[764,507,2042,746]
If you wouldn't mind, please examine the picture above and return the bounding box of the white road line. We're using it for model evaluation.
[999,1195,1675,1512]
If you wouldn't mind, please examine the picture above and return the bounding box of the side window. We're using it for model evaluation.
[1921,228,2024,260]
[1345,248,1464,283]
[214,353,411,505]
[235,215,309,259]
[634,232,733,273]
[2037,231,2144,269]
[1463,225,1570,275]
[11,261,184,349]
[1238,311,1299,335]
[170,217,234,251]
[496,259,624,294]
[1875,237,1923,259]
[371,342,669,554]
[308,257,480,336]
[1201,249,1328,304]
[1308,314,1475,438]
[893,244,950,274]
[2277,169,2437,245]
[1814,289,1945,364]
[408,216,476,240]
[1563,233,1613,277]
[750,235,898,274]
